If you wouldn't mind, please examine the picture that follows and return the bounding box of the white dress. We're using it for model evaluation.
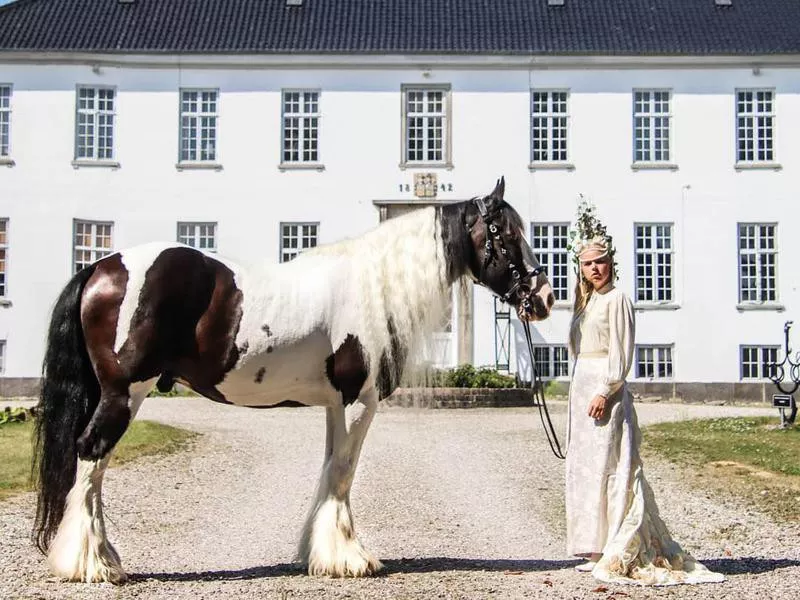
[565,284,724,586]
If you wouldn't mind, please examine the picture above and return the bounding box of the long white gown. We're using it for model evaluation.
[565,284,724,586]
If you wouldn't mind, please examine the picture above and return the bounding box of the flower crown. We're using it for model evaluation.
[566,197,619,279]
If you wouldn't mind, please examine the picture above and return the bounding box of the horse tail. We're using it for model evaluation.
[32,265,100,554]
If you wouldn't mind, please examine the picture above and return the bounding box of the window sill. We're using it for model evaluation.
[551,301,573,310]
[528,162,575,171]
[631,162,678,171]
[278,163,326,172]
[0,157,15,167]
[736,302,785,312]
[0,298,12,308]
[176,162,223,172]
[399,162,454,171]
[734,162,783,171]
[71,159,120,170]
[634,302,680,311]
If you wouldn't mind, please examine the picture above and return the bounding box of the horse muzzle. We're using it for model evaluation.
[516,284,554,322]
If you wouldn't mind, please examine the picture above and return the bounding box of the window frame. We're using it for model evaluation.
[280,89,323,170]
[635,344,674,380]
[177,222,218,253]
[532,344,570,380]
[530,222,571,304]
[529,89,572,169]
[0,84,12,163]
[177,88,221,169]
[632,89,674,168]
[73,85,118,167]
[634,222,674,305]
[400,84,452,169]
[735,88,777,167]
[73,219,114,273]
[737,222,778,305]
[739,345,779,380]
[279,222,319,263]
[0,218,7,299]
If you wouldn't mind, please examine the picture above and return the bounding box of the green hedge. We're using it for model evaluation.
[427,365,518,389]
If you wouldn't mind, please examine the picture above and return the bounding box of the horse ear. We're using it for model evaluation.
[490,176,506,201]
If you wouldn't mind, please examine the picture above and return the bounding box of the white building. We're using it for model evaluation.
[1,0,798,402]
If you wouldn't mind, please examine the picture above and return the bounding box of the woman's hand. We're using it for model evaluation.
[587,395,608,420]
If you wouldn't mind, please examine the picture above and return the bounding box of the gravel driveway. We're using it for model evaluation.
[1,399,797,599]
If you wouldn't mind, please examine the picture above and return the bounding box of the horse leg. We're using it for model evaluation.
[47,378,155,583]
[299,390,382,577]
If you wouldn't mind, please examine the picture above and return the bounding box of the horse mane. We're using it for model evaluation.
[307,207,458,385]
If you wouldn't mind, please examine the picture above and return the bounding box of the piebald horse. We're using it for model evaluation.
[32,177,553,583]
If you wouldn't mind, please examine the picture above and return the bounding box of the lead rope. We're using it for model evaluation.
[522,319,567,460]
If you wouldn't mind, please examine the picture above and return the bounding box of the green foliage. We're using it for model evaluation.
[429,364,518,389]
[0,407,31,425]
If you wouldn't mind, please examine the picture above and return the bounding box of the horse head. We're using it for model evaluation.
[466,177,554,321]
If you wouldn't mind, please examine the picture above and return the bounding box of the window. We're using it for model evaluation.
[531,90,568,163]
[635,224,673,302]
[530,223,569,301]
[633,90,671,163]
[0,219,6,297]
[282,90,320,165]
[533,345,569,379]
[75,86,115,161]
[738,224,777,303]
[280,223,318,263]
[635,345,673,379]
[0,85,11,158]
[179,89,218,163]
[740,346,779,380]
[0,340,5,374]
[74,220,113,273]
[402,86,450,166]
[736,90,774,163]
[177,222,217,252]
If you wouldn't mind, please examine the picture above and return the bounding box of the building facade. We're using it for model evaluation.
[1,0,798,400]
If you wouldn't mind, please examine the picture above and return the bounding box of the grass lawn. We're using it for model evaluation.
[643,417,800,522]
[0,419,198,501]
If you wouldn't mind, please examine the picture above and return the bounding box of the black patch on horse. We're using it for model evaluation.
[376,318,408,400]
[118,246,243,401]
[439,202,478,283]
[254,367,266,384]
[325,334,369,405]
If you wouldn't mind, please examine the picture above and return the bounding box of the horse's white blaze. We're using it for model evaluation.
[113,242,183,354]
[48,379,155,582]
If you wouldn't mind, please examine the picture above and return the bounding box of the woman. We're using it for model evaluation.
[565,203,724,586]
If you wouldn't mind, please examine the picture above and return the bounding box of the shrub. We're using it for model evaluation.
[431,364,517,389]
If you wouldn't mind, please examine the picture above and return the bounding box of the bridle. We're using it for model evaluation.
[471,196,566,460]
[471,196,546,312]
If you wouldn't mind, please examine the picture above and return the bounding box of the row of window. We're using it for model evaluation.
[532,222,778,305]
[532,344,778,382]
[0,217,778,305]
[0,219,318,291]
[0,339,779,380]
[0,85,783,168]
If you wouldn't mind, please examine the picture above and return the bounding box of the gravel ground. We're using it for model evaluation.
[0,398,797,599]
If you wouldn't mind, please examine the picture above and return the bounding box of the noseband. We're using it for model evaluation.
[472,197,546,310]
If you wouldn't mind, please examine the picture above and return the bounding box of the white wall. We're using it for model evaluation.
[0,61,798,382]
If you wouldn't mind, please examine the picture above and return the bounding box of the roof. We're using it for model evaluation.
[0,0,798,56]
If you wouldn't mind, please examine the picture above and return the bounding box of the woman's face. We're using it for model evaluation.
[580,251,612,291]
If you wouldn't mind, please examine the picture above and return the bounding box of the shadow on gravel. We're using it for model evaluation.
[702,557,800,575]
[130,558,580,583]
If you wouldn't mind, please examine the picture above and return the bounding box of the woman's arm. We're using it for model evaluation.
[589,293,635,415]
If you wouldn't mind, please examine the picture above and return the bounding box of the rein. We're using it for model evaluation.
[471,196,566,460]
[522,319,567,460]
